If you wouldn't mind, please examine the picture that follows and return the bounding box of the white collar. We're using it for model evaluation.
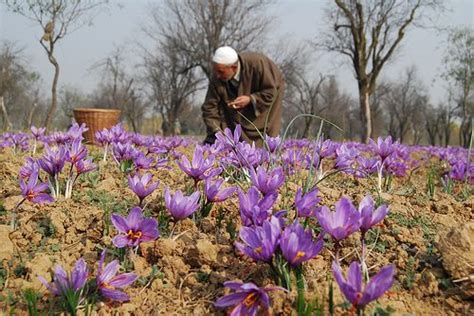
[233,61,241,82]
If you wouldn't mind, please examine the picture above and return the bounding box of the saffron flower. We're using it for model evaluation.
[96,250,138,302]
[249,166,285,195]
[38,145,67,177]
[204,178,237,202]
[75,158,97,175]
[31,125,46,139]
[214,281,284,315]
[332,261,395,308]
[294,187,321,218]
[127,173,159,205]
[66,138,88,165]
[19,169,54,204]
[369,136,397,161]
[235,216,281,262]
[38,258,88,297]
[316,197,361,241]
[358,195,389,233]
[19,157,39,179]
[111,207,159,248]
[215,125,242,149]
[177,145,219,183]
[238,186,277,227]
[280,221,324,266]
[264,135,281,153]
[164,187,201,220]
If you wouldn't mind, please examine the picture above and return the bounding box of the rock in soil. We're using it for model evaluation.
[435,221,474,280]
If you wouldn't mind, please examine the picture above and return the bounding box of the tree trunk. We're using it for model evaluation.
[44,54,60,130]
[26,102,38,128]
[359,88,372,143]
[460,116,472,148]
[0,96,12,131]
[302,117,311,138]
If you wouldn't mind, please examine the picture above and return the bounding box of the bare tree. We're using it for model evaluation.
[3,0,110,130]
[0,41,41,130]
[286,72,326,138]
[320,76,354,139]
[90,47,149,132]
[58,85,88,129]
[442,27,473,147]
[319,0,442,142]
[145,0,273,80]
[423,103,441,145]
[142,38,204,136]
[382,66,428,143]
[438,97,457,146]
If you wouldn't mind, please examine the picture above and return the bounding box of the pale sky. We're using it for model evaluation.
[1,0,473,105]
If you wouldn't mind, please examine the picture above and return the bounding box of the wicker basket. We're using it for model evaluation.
[73,108,121,144]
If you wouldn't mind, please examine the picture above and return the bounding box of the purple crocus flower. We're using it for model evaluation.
[66,138,87,165]
[264,135,281,153]
[19,157,39,179]
[281,148,308,174]
[38,258,88,297]
[369,136,397,161]
[316,197,361,241]
[280,221,324,266]
[314,139,338,159]
[249,166,285,195]
[177,145,219,183]
[19,170,54,204]
[215,125,242,149]
[127,173,159,205]
[75,158,97,175]
[204,178,237,202]
[31,125,46,139]
[38,145,67,177]
[164,187,200,220]
[294,187,321,218]
[356,156,379,178]
[133,153,154,170]
[67,122,88,141]
[214,281,284,316]
[112,142,139,163]
[96,250,138,302]
[332,261,395,308]
[358,195,389,233]
[238,186,277,227]
[449,160,473,182]
[111,207,159,248]
[235,216,281,262]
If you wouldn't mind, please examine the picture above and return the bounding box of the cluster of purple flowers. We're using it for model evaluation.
[111,207,159,248]
[39,250,137,313]
[31,137,97,199]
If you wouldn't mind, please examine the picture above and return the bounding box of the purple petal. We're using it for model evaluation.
[347,262,362,293]
[223,281,244,290]
[214,292,248,308]
[127,207,143,229]
[111,214,129,233]
[359,265,395,306]
[100,260,120,283]
[100,288,130,302]
[108,273,138,288]
[112,235,130,248]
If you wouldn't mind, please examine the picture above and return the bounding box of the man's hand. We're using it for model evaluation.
[227,95,251,110]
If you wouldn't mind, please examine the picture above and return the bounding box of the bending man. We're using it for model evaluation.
[201,46,284,147]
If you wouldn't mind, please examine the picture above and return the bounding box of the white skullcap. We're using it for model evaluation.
[212,46,238,65]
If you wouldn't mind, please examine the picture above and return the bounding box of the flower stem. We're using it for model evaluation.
[294,265,306,316]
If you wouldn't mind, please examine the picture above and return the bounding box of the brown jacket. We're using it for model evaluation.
[202,52,284,146]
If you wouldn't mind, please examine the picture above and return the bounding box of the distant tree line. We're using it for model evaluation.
[1,0,472,147]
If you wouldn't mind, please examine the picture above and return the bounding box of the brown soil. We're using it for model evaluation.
[0,146,473,315]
